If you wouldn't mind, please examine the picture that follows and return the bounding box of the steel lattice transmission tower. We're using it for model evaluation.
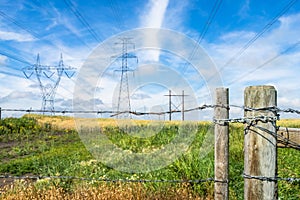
[22,54,76,113]
[113,38,137,118]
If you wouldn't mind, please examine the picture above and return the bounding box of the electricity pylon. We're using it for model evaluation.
[22,54,76,114]
[113,38,137,118]
[164,90,189,121]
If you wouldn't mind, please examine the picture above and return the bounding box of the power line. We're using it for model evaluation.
[196,0,298,91]
[195,0,223,45]
[108,0,124,30]
[0,50,31,65]
[0,10,40,40]
[63,0,101,43]
[178,0,222,101]
[228,40,300,86]
[219,0,298,71]
[181,0,223,75]
[0,10,73,58]
[30,0,93,51]
[0,69,23,78]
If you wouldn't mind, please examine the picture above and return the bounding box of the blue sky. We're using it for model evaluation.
[1,0,300,119]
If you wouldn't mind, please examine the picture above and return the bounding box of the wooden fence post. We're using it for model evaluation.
[244,85,278,200]
[214,88,229,200]
[277,127,300,149]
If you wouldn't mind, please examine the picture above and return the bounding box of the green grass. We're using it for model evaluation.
[0,116,299,199]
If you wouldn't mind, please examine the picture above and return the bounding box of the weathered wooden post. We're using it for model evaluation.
[214,88,229,200]
[244,85,277,200]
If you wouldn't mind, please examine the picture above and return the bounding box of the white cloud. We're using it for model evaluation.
[207,12,300,78]
[142,0,169,28]
[0,91,39,103]
[139,0,169,62]
[267,13,300,47]
[161,0,190,30]
[278,97,300,109]
[0,30,34,42]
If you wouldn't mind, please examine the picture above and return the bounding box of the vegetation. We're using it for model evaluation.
[0,115,299,199]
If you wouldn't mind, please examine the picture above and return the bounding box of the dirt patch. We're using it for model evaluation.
[0,141,18,149]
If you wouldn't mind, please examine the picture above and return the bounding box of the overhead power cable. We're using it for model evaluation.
[31,0,93,50]
[220,0,298,71]
[182,0,223,75]
[195,0,223,45]
[228,40,300,86]
[0,10,40,40]
[0,50,31,65]
[63,0,101,43]
[108,0,124,30]
[198,0,298,88]
[0,10,72,57]
[0,69,23,77]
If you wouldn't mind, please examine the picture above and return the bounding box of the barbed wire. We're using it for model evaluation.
[1,105,299,147]
[0,104,221,116]
[0,108,116,115]
[276,126,300,150]
[243,173,300,183]
[2,105,300,116]
[0,174,218,184]
[242,121,300,150]
[214,115,278,126]
[1,174,299,184]
[277,139,300,150]
[276,107,300,115]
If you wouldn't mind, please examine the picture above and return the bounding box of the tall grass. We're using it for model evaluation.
[1,181,207,200]
[0,116,299,199]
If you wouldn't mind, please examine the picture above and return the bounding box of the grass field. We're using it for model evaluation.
[0,115,299,199]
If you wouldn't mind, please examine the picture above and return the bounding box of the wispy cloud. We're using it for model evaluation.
[238,0,250,19]
[139,0,169,62]
[161,0,190,30]
[0,30,34,42]
[142,0,169,28]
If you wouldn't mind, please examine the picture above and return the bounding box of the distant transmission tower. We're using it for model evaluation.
[22,54,76,114]
[164,90,189,121]
[113,38,137,118]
